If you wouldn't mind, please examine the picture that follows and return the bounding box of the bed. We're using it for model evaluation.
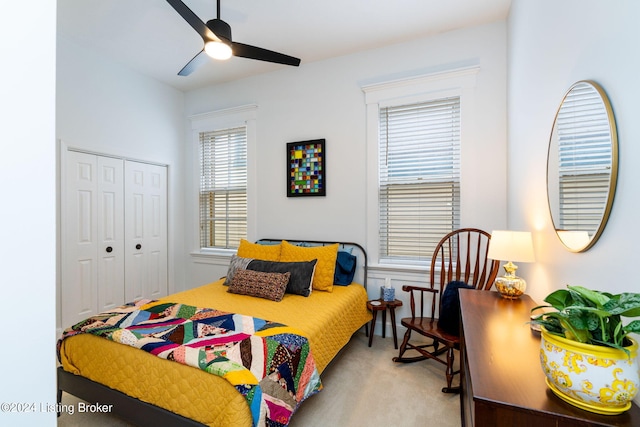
[57,239,372,427]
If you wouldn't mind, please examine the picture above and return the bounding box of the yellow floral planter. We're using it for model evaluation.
[540,328,639,415]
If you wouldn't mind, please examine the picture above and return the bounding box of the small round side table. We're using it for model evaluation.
[366,298,403,348]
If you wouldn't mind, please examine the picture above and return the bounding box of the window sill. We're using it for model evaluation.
[189,249,235,265]
[369,262,428,275]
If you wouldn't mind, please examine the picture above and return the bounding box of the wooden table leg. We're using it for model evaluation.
[381,308,387,338]
[368,309,378,347]
[389,306,399,349]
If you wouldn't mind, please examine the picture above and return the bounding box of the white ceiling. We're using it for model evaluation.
[57,0,511,92]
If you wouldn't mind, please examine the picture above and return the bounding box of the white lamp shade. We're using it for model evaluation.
[488,230,535,262]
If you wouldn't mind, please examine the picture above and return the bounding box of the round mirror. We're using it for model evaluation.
[547,80,618,252]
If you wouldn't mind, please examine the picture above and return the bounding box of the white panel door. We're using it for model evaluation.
[62,152,125,328]
[145,163,168,300]
[124,161,168,301]
[62,152,167,328]
[96,156,125,313]
[62,151,98,328]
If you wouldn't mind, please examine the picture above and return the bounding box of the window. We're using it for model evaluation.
[363,66,478,267]
[378,97,461,262]
[199,126,247,249]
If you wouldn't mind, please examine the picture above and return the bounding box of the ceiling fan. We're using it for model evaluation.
[167,0,301,76]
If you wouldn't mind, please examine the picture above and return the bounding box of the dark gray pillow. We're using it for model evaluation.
[246,259,318,297]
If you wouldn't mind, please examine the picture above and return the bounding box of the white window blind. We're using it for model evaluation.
[556,84,612,235]
[199,126,247,249]
[379,97,461,262]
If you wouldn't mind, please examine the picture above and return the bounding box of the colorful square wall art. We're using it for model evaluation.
[287,139,326,197]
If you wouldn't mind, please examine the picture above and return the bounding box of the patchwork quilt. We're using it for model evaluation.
[58,299,322,427]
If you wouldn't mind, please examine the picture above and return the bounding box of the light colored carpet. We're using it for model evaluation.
[58,331,461,427]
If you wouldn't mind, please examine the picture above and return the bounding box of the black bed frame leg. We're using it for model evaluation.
[57,387,62,417]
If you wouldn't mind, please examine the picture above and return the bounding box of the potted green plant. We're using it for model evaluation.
[531,285,640,415]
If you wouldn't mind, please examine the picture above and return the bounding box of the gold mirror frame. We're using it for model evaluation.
[546,80,618,252]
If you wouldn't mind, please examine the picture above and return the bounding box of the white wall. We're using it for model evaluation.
[508,0,640,408]
[507,0,640,302]
[0,1,56,425]
[56,35,187,330]
[184,22,508,325]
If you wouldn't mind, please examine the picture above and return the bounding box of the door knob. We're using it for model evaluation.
[136,244,142,250]
[106,246,113,253]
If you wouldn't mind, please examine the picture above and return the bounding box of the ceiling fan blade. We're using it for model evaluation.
[166,0,220,42]
[178,49,209,76]
[232,42,301,67]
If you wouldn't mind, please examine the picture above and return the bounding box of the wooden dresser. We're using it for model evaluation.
[459,289,640,427]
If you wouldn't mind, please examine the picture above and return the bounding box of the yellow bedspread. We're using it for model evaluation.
[59,279,371,427]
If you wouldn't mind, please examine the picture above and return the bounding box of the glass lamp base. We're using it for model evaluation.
[495,275,526,299]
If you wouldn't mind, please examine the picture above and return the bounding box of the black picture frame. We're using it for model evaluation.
[286,139,326,197]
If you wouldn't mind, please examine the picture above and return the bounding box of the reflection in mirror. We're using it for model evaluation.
[547,81,618,252]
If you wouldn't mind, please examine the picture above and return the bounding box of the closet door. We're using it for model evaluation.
[62,152,124,328]
[124,161,168,302]
[97,156,125,312]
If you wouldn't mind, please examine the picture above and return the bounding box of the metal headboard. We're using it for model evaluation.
[255,239,368,289]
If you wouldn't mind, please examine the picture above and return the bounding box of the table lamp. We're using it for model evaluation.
[487,230,535,299]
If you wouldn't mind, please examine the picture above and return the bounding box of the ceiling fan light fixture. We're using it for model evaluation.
[167,0,301,75]
[204,40,232,60]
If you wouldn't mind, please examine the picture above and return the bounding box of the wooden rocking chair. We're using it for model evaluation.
[393,228,500,393]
